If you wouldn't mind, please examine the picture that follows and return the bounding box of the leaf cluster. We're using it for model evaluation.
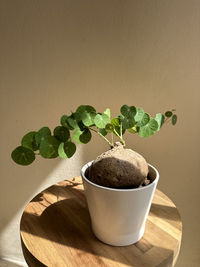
[11,105,177,166]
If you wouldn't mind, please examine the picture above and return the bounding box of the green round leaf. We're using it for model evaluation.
[138,118,158,137]
[76,105,96,113]
[58,142,76,158]
[81,111,96,127]
[53,126,70,142]
[60,115,73,130]
[120,105,136,117]
[105,123,114,133]
[122,116,135,129]
[137,113,150,127]
[120,106,136,129]
[21,131,38,151]
[120,105,129,116]
[149,118,159,131]
[155,113,165,131]
[134,108,145,122]
[72,129,82,144]
[73,129,92,144]
[165,111,173,117]
[64,141,76,158]
[172,114,177,125]
[58,142,67,159]
[11,146,35,165]
[94,114,110,128]
[35,127,51,146]
[39,136,60,158]
[73,112,82,122]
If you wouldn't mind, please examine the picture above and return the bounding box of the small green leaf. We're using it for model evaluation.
[137,113,150,127]
[105,123,114,133]
[77,121,87,131]
[67,115,79,129]
[111,117,120,127]
[35,127,51,146]
[60,115,73,130]
[21,131,38,151]
[128,126,138,133]
[94,114,110,128]
[72,129,82,144]
[165,111,173,117]
[73,129,92,144]
[39,136,60,158]
[155,113,165,130]
[134,108,145,122]
[138,118,158,137]
[99,128,107,136]
[68,112,87,129]
[172,114,177,125]
[11,146,35,165]
[53,126,70,142]
[104,108,111,118]
[81,111,96,127]
[64,141,76,158]
[58,142,76,158]
[120,105,136,117]
[58,142,67,159]
[79,129,92,144]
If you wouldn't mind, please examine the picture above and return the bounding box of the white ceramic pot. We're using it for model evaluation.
[81,161,159,246]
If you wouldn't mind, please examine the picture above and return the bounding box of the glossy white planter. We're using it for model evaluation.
[81,161,159,246]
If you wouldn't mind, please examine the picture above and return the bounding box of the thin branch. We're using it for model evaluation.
[120,122,123,138]
[111,132,114,147]
[113,129,126,146]
[89,127,113,147]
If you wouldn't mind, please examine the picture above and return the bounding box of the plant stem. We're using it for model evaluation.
[120,122,122,138]
[89,127,113,147]
[113,129,126,146]
[163,117,171,126]
[111,132,114,147]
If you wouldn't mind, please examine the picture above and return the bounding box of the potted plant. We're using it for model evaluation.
[11,105,177,246]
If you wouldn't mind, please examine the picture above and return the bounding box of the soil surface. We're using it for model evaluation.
[87,142,150,189]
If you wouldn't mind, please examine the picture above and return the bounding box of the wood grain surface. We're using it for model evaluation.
[20,177,182,267]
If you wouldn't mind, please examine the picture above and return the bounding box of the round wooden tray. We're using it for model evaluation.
[20,177,182,267]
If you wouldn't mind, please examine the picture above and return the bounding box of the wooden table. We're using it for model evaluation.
[20,177,182,267]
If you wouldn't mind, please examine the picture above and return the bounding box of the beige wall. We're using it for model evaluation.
[0,0,199,266]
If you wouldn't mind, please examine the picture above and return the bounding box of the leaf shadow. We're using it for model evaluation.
[20,184,177,267]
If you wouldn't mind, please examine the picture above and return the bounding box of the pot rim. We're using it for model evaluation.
[81,160,159,192]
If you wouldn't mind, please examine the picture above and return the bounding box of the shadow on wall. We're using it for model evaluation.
[1,157,59,233]
[0,144,83,263]
[0,259,27,267]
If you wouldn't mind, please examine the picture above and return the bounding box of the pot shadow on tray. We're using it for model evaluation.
[20,184,177,267]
